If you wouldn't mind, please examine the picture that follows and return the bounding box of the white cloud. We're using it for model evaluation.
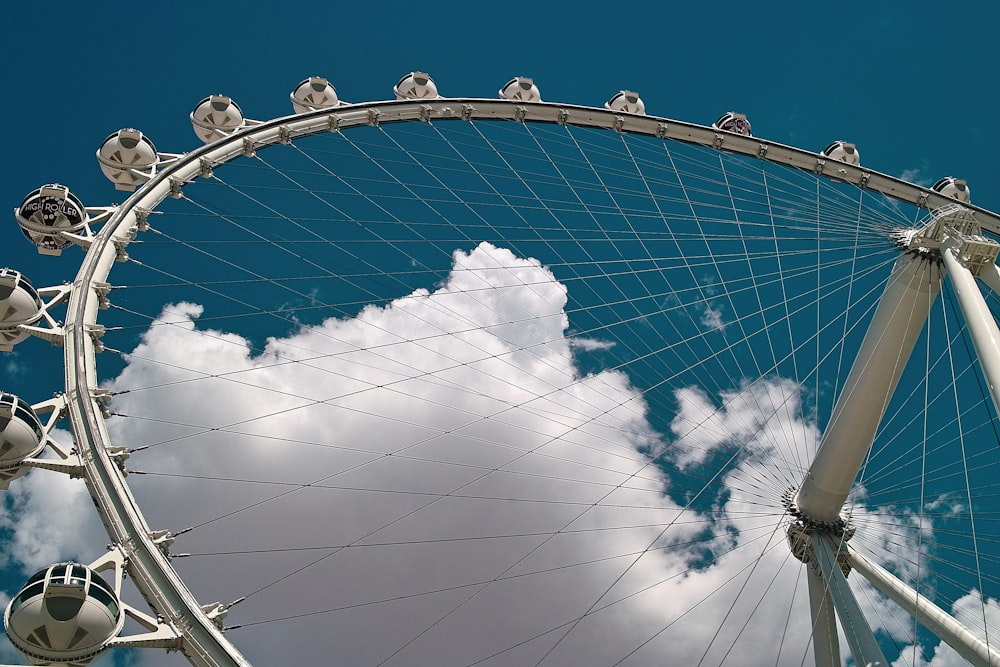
[0,428,107,574]
[107,242,810,666]
[95,243,702,665]
[1,241,988,667]
[569,336,616,352]
[3,353,26,380]
[668,378,818,471]
[899,165,933,188]
[699,302,726,331]
[924,494,965,517]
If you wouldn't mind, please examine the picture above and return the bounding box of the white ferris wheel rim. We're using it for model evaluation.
[53,96,1000,666]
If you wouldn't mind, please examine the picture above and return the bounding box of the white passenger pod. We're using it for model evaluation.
[290,77,343,113]
[97,129,173,191]
[14,184,111,255]
[932,176,971,203]
[5,549,181,666]
[0,393,77,487]
[821,140,861,166]
[499,77,542,102]
[605,90,645,115]
[393,71,440,100]
[712,111,752,136]
[190,95,256,144]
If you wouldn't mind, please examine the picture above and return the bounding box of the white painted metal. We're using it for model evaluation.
[64,176,252,666]
[976,262,1000,297]
[7,283,73,349]
[55,95,1000,666]
[796,254,942,521]
[944,247,1000,418]
[139,98,1000,235]
[807,566,841,667]
[847,545,1000,666]
[812,535,887,667]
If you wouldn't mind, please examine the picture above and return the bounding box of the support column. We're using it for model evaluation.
[943,247,1000,419]
[807,565,841,667]
[797,254,941,521]
[812,535,887,667]
[847,546,999,667]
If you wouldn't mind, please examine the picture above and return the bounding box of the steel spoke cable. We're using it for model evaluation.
[465,119,760,429]
[452,516,785,667]
[606,535,792,667]
[940,295,993,648]
[179,519,781,559]
[275,131,685,437]
[117,224,700,460]
[115,188,900,532]
[718,540,801,666]
[75,113,973,666]
[527,410,797,666]
[369,121,694,442]
[660,142,771,427]
[695,513,789,666]
[111,272,884,506]
[222,389,780,618]
[718,151,803,474]
[227,522,782,637]
[516,123,900,233]
[761,165,806,474]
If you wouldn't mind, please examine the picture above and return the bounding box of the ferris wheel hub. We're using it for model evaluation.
[782,487,852,537]
[783,489,856,581]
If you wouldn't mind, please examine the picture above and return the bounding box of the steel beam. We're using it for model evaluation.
[848,546,999,666]
[808,565,841,667]
[813,535,887,667]
[797,254,941,521]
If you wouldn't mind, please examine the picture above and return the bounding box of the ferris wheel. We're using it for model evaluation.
[1,72,999,666]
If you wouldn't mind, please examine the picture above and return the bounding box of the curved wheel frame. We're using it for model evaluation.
[57,96,1000,666]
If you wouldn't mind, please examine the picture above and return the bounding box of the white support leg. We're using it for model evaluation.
[945,253,1000,418]
[797,254,941,521]
[813,535,888,667]
[808,566,841,667]
[847,546,1000,666]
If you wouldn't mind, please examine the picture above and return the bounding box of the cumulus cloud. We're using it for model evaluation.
[104,241,813,665]
[923,494,965,517]
[668,378,818,471]
[0,428,106,574]
[97,243,699,665]
[1,241,990,666]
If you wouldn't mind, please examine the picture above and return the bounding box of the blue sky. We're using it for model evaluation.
[2,2,1000,665]
[3,1,998,202]
[4,0,997,393]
